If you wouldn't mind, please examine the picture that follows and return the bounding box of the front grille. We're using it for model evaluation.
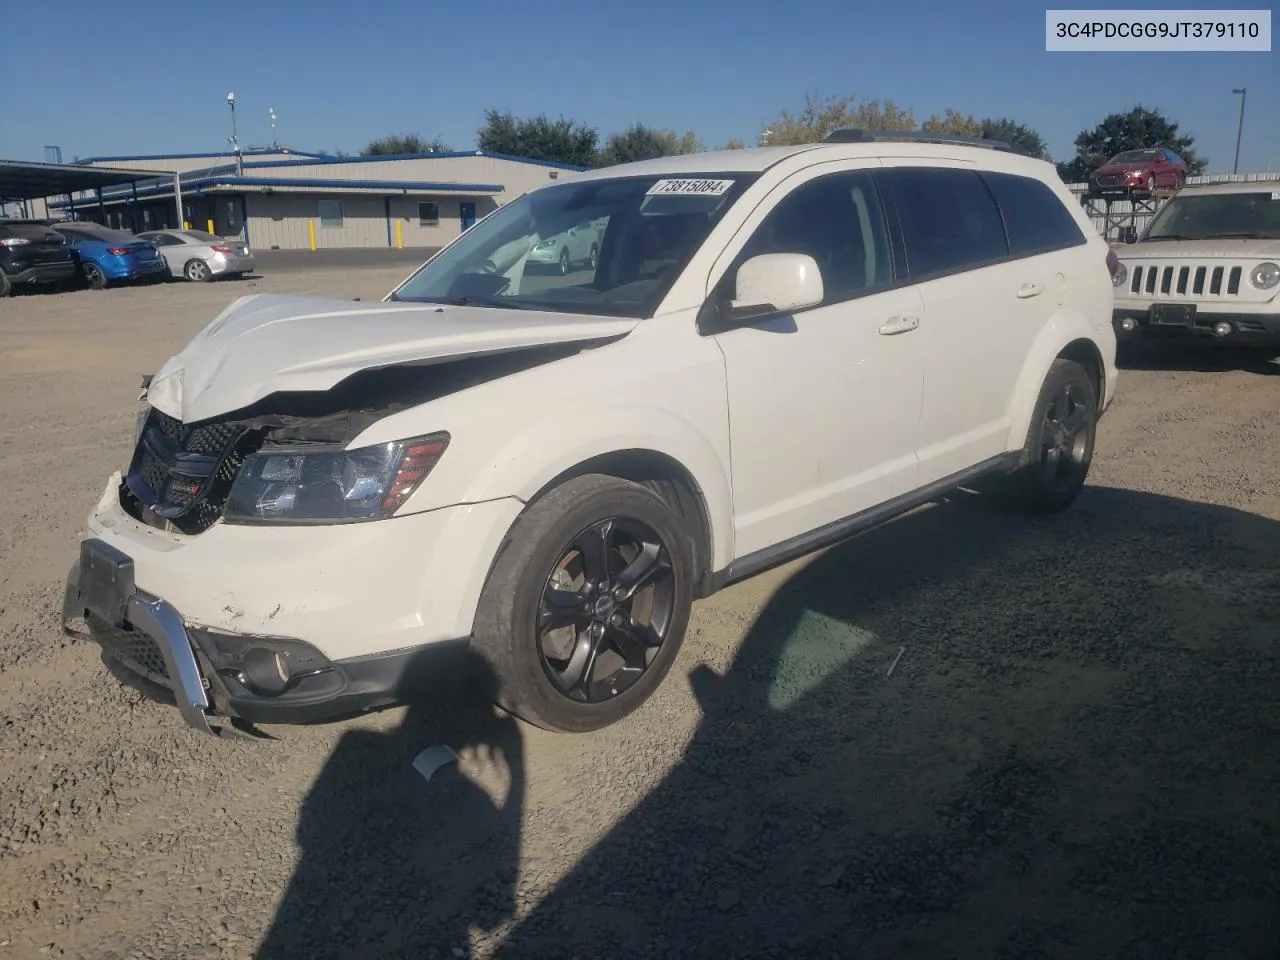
[122,410,256,534]
[1095,175,1128,187]
[93,620,171,689]
[1127,262,1246,301]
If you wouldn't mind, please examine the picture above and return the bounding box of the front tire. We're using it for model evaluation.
[558,248,570,276]
[1003,358,1098,513]
[471,474,695,733]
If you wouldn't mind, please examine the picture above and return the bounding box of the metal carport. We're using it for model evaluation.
[0,159,179,223]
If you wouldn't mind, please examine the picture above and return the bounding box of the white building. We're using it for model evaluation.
[48,147,586,249]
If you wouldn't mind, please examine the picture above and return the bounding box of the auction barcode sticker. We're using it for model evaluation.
[646,179,736,196]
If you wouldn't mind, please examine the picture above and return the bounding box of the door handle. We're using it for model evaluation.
[878,315,920,336]
[1016,282,1044,299]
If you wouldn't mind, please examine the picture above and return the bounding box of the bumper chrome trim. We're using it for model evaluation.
[124,593,213,735]
[63,557,215,736]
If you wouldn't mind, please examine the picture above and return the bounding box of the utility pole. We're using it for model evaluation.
[1231,88,1247,175]
[227,92,243,175]
[268,107,279,150]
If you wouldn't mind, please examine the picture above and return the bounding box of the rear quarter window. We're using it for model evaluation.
[981,172,1087,257]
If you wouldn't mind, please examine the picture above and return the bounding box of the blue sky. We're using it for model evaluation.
[3,0,1276,172]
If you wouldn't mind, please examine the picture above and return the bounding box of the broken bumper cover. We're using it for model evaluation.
[63,539,469,735]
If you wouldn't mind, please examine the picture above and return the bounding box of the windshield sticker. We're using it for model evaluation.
[1272,192,1280,200]
[646,178,736,197]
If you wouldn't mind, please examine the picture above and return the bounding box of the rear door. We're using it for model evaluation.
[876,164,1041,484]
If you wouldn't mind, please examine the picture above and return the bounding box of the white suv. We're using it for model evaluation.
[63,131,1119,738]
[1111,180,1280,348]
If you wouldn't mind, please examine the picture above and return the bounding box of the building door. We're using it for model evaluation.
[459,201,476,232]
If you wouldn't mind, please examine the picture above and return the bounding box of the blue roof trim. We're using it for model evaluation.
[244,149,589,172]
[74,148,327,164]
[49,175,505,207]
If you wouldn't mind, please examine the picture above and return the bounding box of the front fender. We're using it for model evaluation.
[464,404,735,571]
[1004,310,1112,453]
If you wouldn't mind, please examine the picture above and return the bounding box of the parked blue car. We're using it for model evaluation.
[52,222,169,289]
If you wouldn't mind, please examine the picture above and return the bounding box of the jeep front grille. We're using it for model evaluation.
[121,410,255,534]
[1128,263,1245,300]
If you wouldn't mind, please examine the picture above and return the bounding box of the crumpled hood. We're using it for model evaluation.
[1119,238,1280,260]
[145,293,639,423]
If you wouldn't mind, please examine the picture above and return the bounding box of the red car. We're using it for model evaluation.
[1087,147,1188,198]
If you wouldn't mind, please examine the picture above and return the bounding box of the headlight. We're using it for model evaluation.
[1112,262,1128,288]
[1249,262,1280,290]
[223,433,449,524]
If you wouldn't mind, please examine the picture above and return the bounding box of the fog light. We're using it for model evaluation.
[1212,321,1233,337]
[239,646,291,696]
[1119,317,1137,332]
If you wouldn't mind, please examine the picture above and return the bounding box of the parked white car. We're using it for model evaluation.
[136,229,255,282]
[525,216,607,273]
[1111,180,1280,347]
[64,131,1119,738]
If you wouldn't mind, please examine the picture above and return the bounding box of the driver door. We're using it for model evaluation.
[709,166,926,559]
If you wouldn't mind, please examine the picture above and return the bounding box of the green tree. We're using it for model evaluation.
[1055,105,1206,182]
[717,138,748,150]
[760,92,916,146]
[921,109,984,137]
[598,124,704,166]
[361,134,450,156]
[476,110,599,167]
[978,118,1050,159]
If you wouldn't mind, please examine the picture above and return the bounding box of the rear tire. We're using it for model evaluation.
[184,259,212,282]
[1000,359,1098,513]
[83,262,107,290]
[471,474,695,733]
[0,270,11,297]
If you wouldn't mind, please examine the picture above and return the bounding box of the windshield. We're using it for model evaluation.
[389,173,759,318]
[1110,150,1159,164]
[1145,191,1280,241]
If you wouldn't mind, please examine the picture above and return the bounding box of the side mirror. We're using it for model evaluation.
[719,253,825,324]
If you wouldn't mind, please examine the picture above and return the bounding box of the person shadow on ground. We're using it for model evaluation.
[491,485,1280,959]
[254,651,524,960]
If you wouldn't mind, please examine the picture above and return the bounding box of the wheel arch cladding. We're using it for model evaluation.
[1004,317,1106,454]
[525,450,716,597]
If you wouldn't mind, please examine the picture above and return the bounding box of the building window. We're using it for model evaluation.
[319,199,343,228]
[418,201,440,226]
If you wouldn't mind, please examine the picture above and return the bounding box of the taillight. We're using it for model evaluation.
[107,247,131,255]
[211,245,232,254]
[0,237,31,247]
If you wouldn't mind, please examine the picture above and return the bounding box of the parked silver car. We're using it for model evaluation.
[135,229,255,282]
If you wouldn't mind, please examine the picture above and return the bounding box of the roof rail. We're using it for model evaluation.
[822,129,1020,153]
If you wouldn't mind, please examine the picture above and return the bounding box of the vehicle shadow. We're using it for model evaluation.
[493,486,1280,959]
[1118,339,1280,374]
[254,652,524,960]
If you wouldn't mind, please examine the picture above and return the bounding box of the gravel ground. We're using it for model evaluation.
[0,267,1277,960]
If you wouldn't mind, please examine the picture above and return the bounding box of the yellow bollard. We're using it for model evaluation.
[207,219,215,235]
[309,219,317,251]
[183,220,191,230]
[395,219,403,250]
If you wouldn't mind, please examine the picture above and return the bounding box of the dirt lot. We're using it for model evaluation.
[1,266,1277,960]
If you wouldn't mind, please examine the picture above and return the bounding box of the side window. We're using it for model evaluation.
[418,201,440,226]
[728,170,893,303]
[880,168,1008,278]
[982,171,1087,257]
[318,200,343,228]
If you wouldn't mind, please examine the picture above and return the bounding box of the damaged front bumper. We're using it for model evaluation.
[62,538,469,738]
